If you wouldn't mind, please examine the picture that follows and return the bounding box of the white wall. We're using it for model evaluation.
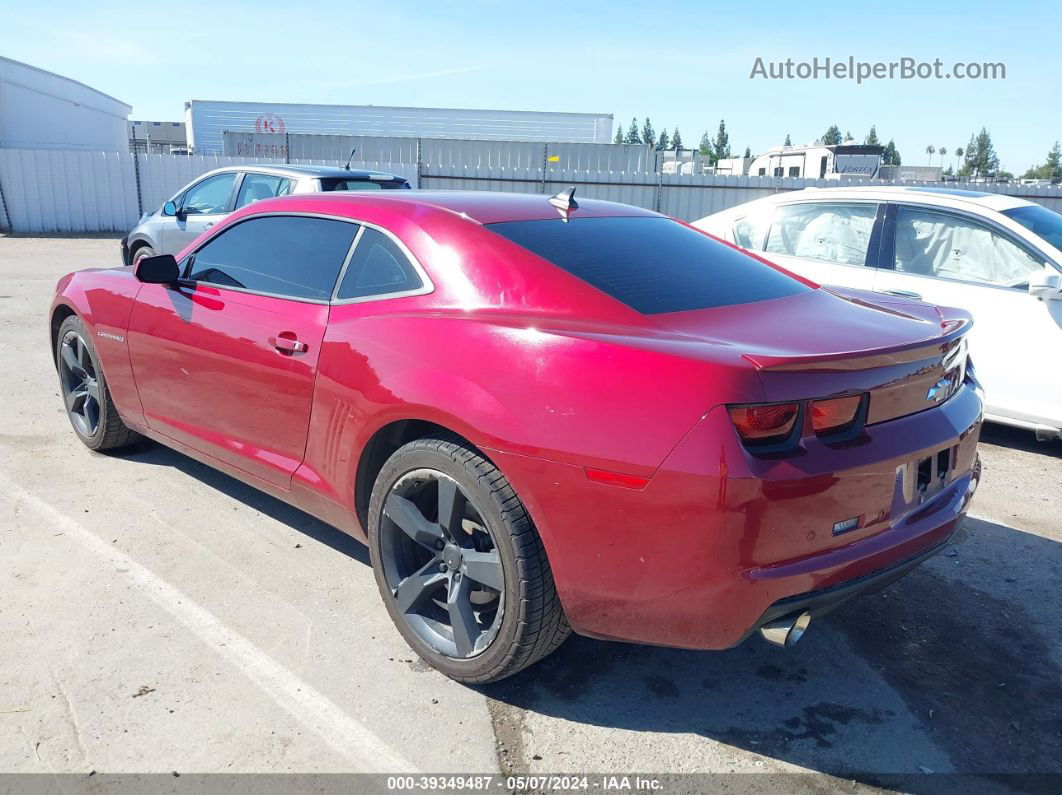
[0,57,131,151]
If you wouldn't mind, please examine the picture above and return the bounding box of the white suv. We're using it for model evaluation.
[694,186,1062,440]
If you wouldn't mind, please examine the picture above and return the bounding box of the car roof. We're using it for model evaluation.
[206,164,407,180]
[260,190,661,224]
[760,184,1034,213]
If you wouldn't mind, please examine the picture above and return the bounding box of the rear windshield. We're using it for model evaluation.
[487,216,809,314]
[319,177,409,191]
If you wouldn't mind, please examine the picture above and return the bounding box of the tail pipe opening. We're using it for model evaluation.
[759,610,812,648]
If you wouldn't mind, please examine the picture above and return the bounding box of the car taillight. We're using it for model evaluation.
[811,395,863,435]
[727,402,800,445]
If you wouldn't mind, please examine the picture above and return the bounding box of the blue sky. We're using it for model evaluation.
[1,0,1058,172]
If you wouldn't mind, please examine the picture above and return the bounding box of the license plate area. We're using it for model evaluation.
[899,445,958,505]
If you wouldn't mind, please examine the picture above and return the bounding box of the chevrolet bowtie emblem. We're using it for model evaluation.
[926,378,950,402]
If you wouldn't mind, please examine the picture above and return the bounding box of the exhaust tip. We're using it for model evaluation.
[759,611,812,648]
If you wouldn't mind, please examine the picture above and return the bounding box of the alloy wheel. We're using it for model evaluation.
[59,331,101,437]
[379,469,505,659]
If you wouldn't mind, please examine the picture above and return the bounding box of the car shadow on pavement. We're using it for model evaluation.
[122,441,370,566]
[116,441,1061,780]
[481,516,1062,781]
[980,423,1062,458]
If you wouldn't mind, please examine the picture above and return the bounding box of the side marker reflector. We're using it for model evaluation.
[584,468,651,490]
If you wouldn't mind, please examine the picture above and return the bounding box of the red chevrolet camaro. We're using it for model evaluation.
[49,189,983,682]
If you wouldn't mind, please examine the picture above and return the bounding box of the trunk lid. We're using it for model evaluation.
[653,287,971,424]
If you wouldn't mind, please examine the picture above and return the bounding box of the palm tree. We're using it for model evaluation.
[955,147,964,174]
[926,145,936,164]
[939,146,948,168]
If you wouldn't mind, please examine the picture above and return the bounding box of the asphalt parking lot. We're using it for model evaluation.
[1,236,1060,784]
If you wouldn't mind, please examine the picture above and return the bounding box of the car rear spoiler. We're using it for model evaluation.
[743,288,973,372]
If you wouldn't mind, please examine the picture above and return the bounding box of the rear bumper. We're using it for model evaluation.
[746,537,949,645]
[490,383,983,651]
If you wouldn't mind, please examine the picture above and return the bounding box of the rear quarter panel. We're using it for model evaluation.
[298,308,766,521]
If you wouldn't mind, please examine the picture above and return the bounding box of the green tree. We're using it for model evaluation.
[713,119,731,160]
[1049,141,1062,181]
[613,128,624,144]
[743,146,751,158]
[865,126,881,146]
[822,125,842,145]
[954,146,964,173]
[784,133,792,146]
[698,130,712,156]
[845,130,854,142]
[963,128,999,176]
[926,144,936,164]
[624,117,641,145]
[1020,141,1062,181]
[656,129,670,151]
[882,139,901,166]
[641,117,656,148]
[671,128,683,151]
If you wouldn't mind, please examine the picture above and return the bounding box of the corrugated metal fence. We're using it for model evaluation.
[224,133,666,173]
[1,145,1060,233]
[0,149,416,233]
[415,165,1062,220]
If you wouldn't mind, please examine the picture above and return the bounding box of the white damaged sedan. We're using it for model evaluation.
[694,186,1062,440]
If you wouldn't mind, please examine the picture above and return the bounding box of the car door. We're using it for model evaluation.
[758,201,883,290]
[874,203,1059,427]
[127,214,359,487]
[160,171,240,254]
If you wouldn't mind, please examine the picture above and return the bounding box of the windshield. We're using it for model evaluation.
[487,216,808,315]
[1001,204,1062,252]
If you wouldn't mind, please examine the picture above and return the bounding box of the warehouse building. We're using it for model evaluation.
[0,56,131,151]
[185,100,614,154]
[129,120,187,154]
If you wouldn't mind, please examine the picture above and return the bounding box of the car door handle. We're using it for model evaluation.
[883,289,922,301]
[271,336,308,354]
[203,222,215,229]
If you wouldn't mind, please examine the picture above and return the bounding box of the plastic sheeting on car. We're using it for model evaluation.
[764,203,877,266]
[894,207,1043,286]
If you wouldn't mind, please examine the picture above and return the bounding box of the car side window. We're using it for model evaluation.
[732,209,772,250]
[335,227,423,300]
[187,216,357,300]
[893,206,1044,287]
[234,174,291,209]
[765,203,878,266]
[181,173,238,215]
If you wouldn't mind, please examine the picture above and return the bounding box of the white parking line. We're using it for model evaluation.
[9,481,417,774]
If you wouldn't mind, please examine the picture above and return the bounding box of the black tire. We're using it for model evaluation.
[368,434,570,683]
[131,244,156,265]
[56,315,141,452]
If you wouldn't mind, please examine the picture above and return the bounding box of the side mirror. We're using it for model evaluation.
[162,200,178,217]
[1028,269,1062,300]
[134,254,180,284]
